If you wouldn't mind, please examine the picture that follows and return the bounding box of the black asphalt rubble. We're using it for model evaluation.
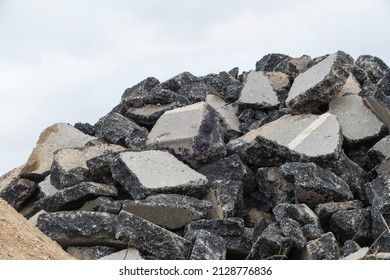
[2,51,390,259]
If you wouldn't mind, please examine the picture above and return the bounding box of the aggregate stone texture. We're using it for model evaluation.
[111,150,208,199]
[189,230,226,260]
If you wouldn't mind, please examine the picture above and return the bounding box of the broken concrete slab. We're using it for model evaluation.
[252,167,295,212]
[20,123,95,179]
[116,210,191,260]
[111,150,208,199]
[366,135,390,172]
[121,194,212,229]
[378,71,390,96]
[189,230,226,260]
[50,143,125,189]
[197,154,255,194]
[98,248,144,260]
[314,200,364,221]
[202,71,243,103]
[238,71,280,109]
[273,203,321,227]
[37,182,118,212]
[329,95,386,144]
[279,218,307,249]
[36,211,123,247]
[355,55,389,83]
[298,232,339,260]
[206,94,241,138]
[247,223,291,260]
[94,112,149,150]
[338,74,362,96]
[206,180,244,219]
[125,103,178,128]
[66,246,118,260]
[38,175,59,197]
[228,113,342,167]
[79,197,113,212]
[147,101,226,168]
[342,247,370,260]
[286,51,353,113]
[280,162,354,206]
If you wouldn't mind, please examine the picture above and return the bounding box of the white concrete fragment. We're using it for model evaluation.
[206,94,241,132]
[329,95,385,143]
[38,175,59,197]
[342,247,369,260]
[238,71,279,108]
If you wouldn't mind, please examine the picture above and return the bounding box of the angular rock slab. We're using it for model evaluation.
[228,113,341,167]
[121,194,212,229]
[280,162,353,206]
[111,150,208,199]
[116,210,191,260]
[21,123,95,179]
[238,71,280,109]
[36,211,122,247]
[329,95,386,144]
[355,55,389,83]
[366,135,390,172]
[286,51,353,113]
[0,177,36,210]
[37,182,118,212]
[147,101,226,168]
[50,143,125,189]
[189,230,226,260]
[362,81,390,129]
[298,232,339,260]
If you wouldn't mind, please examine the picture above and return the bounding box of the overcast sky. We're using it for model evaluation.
[1,0,390,175]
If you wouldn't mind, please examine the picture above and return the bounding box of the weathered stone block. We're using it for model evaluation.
[0,176,36,210]
[366,135,390,172]
[116,210,191,260]
[355,55,389,83]
[189,230,226,260]
[286,51,353,113]
[20,123,95,179]
[147,102,226,167]
[111,150,208,199]
[37,182,118,212]
[121,194,211,229]
[298,232,339,260]
[280,162,353,206]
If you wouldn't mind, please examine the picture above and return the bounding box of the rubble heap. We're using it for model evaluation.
[2,51,390,260]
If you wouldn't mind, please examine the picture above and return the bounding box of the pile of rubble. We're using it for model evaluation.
[1,51,390,260]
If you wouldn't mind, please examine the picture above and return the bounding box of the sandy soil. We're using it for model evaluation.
[0,198,73,260]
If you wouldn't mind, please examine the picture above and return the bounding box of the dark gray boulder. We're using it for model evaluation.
[340,240,361,257]
[115,210,191,260]
[279,162,354,206]
[189,230,226,260]
[355,55,389,83]
[378,71,390,96]
[297,232,339,260]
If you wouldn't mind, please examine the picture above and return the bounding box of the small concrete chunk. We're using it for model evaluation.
[298,232,339,260]
[341,240,361,257]
[342,247,369,260]
[98,248,144,260]
[147,102,226,167]
[329,209,372,244]
[121,194,212,229]
[66,246,118,260]
[20,123,95,179]
[279,218,306,249]
[125,103,177,128]
[0,178,36,210]
[115,210,191,260]
[355,55,389,83]
[286,51,353,113]
[94,112,149,150]
[329,95,386,144]
[238,71,280,109]
[111,150,208,199]
[252,167,295,212]
[228,113,342,167]
[197,154,255,194]
[189,230,226,260]
[50,143,125,189]
[378,71,390,96]
[280,162,354,206]
[247,223,291,260]
[36,211,122,247]
[314,200,363,221]
[38,175,59,197]
[366,135,390,172]
[206,180,244,219]
[79,197,113,211]
[273,203,321,226]
[362,81,390,129]
[206,94,241,136]
[37,182,118,212]
[338,74,361,96]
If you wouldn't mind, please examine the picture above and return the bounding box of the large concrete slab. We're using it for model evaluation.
[111,150,208,199]
[147,101,226,168]
[286,51,353,113]
[238,71,279,109]
[329,95,386,144]
[21,123,95,179]
[227,112,342,166]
